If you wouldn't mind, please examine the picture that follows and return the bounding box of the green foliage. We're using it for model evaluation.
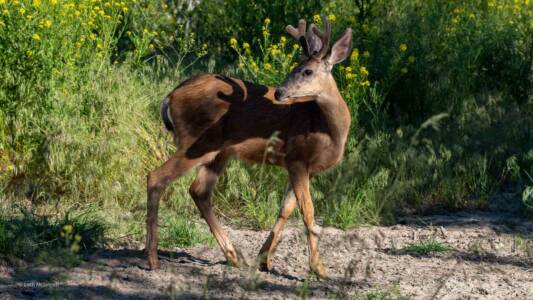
[0,207,105,266]
[158,216,214,248]
[364,287,412,300]
[192,0,323,61]
[403,239,450,255]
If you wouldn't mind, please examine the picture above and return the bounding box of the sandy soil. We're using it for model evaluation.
[1,211,533,299]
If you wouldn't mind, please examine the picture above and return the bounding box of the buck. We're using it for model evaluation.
[146,19,352,278]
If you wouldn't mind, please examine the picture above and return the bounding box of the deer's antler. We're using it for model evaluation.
[286,19,310,56]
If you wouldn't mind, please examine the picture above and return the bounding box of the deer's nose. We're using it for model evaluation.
[274,89,283,101]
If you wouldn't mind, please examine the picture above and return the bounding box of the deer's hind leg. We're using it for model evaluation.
[146,150,217,270]
[189,152,246,267]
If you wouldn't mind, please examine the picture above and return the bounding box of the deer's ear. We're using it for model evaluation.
[307,24,323,56]
[327,28,352,65]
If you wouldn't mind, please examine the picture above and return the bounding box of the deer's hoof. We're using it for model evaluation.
[226,248,248,268]
[147,256,160,270]
[311,261,327,279]
[258,256,272,272]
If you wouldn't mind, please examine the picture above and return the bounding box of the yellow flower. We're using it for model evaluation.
[32,0,41,7]
[63,224,73,233]
[280,36,286,44]
[44,20,52,28]
[122,7,128,13]
[32,33,40,41]
[96,42,103,49]
[360,80,370,87]
[264,63,272,70]
[96,52,103,58]
[26,50,33,57]
[401,67,408,74]
[360,66,369,76]
[345,66,352,73]
[3,9,9,15]
[399,43,407,52]
[293,43,300,50]
[6,165,14,171]
[328,14,336,21]
[345,73,355,80]
[363,51,370,58]
[351,48,359,60]
[18,7,26,15]
[0,0,5,4]
[238,62,244,69]
[229,37,237,48]
[242,42,250,49]
[50,0,58,4]
[408,56,416,63]
[264,18,270,25]
[313,14,321,24]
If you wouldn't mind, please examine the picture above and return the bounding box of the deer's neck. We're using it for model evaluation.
[315,81,351,148]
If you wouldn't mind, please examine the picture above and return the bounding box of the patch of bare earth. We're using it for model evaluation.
[1,211,533,299]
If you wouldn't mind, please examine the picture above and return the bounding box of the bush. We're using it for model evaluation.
[0,207,105,266]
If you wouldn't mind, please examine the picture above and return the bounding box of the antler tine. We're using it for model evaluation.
[286,19,310,56]
[312,19,331,58]
[286,19,306,40]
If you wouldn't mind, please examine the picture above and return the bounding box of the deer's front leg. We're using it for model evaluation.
[289,163,327,279]
[258,186,297,271]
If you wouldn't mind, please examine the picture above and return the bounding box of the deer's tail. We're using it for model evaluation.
[160,96,174,132]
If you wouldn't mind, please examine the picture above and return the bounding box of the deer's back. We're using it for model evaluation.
[167,74,343,171]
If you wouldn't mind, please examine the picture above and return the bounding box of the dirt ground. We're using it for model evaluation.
[1,211,533,299]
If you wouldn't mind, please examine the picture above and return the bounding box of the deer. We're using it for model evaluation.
[146,18,352,279]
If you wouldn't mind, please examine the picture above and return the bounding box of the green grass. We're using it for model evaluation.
[0,207,106,267]
[364,288,412,300]
[158,217,214,248]
[403,239,450,255]
[315,286,412,300]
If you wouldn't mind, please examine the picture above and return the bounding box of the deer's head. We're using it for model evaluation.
[274,19,352,101]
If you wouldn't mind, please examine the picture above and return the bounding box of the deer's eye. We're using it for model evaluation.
[303,69,313,76]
